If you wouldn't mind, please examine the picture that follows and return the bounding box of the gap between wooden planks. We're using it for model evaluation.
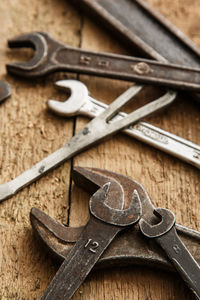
[0,0,199,299]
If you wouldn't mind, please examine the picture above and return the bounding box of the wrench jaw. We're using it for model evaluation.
[47,80,90,117]
[6,32,48,77]
[90,183,142,226]
[139,208,175,238]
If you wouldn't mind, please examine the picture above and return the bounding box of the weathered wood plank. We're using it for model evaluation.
[0,0,199,299]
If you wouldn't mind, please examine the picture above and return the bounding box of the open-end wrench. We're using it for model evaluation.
[6,31,200,92]
[0,80,11,103]
[140,208,200,299]
[0,82,176,203]
[48,80,200,170]
[40,181,142,300]
[31,167,200,273]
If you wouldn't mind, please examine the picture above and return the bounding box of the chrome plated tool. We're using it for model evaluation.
[140,208,200,299]
[48,80,200,170]
[31,167,200,273]
[0,80,11,103]
[0,83,176,203]
[40,181,142,300]
[6,32,200,92]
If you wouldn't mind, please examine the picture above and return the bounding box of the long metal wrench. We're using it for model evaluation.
[0,84,176,203]
[6,31,200,92]
[40,182,142,300]
[31,167,200,273]
[71,0,200,102]
[48,80,200,170]
[139,208,200,299]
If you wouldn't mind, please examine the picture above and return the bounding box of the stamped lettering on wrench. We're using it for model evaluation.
[85,239,99,253]
[80,55,91,65]
[134,124,169,144]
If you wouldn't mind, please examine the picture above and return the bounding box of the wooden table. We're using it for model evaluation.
[0,0,200,299]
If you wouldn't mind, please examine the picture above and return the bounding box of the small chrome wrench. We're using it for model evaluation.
[40,182,142,300]
[48,80,200,170]
[0,83,176,203]
[6,31,200,92]
[139,208,200,299]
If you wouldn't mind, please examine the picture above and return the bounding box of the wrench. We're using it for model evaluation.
[0,82,176,203]
[139,208,200,299]
[31,167,200,273]
[6,31,200,92]
[48,80,200,170]
[0,80,11,103]
[40,181,142,299]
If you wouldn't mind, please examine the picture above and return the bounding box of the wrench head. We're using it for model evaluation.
[7,32,60,77]
[139,208,175,238]
[47,80,89,117]
[0,81,11,103]
[90,182,142,226]
[30,167,155,257]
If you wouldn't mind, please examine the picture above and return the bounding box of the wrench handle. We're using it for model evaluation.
[54,46,200,92]
[156,227,200,299]
[40,217,121,300]
[79,97,200,170]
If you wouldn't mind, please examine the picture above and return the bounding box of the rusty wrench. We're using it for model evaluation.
[31,167,200,273]
[0,80,11,103]
[0,82,176,203]
[40,181,142,300]
[48,80,200,169]
[140,208,200,299]
[6,31,200,92]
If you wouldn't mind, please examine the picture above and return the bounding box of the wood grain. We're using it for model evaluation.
[0,0,199,299]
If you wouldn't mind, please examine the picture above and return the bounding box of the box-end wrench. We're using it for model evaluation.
[40,181,142,300]
[31,167,200,273]
[0,83,176,203]
[140,208,200,299]
[0,80,11,104]
[6,31,200,92]
[48,80,200,170]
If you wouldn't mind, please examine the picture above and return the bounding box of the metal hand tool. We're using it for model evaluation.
[40,181,142,300]
[0,80,11,103]
[6,31,200,92]
[0,83,176,203]
[48,80,200,170]
[72,0,200,67]
[140,208,200,299]
[71,0,200,101]
[31,167,200,273]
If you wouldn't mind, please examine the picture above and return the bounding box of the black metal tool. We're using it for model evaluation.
[139,208,200,299]
[6,31,200,92]
[40,181,142,300]
[31,167,200,273]
[0,80,11,104]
